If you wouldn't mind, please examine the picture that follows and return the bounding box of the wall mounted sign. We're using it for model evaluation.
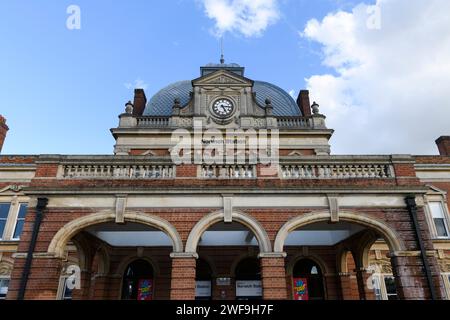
[235,280,262,297]
[137,279,153,300]
[293,278,309,300]
[195,281,212,297]
[216,278,231,286]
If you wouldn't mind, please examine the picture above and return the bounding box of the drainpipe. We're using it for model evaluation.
[405,195,437,300]
[17,197,48,300]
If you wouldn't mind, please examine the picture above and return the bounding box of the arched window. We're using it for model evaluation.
[121,259,154,300]
[235,258,262,300]
[292,259,325,300]
[196,259,213,300]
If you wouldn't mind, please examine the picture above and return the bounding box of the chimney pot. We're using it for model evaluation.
[436,136,450,156]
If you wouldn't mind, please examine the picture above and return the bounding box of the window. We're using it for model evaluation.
[12,204,28,239]
[383,276,398,300]
[429,202,449,238]
[0,278,10,299]
[0,203,11,240]
[370,269,398,300]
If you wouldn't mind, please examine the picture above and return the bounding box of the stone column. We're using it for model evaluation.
[355,268,376,300]
[260,253,288,300]
[170,253,197,300]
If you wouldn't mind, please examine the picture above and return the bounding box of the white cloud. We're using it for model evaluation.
[200,0,280,37]
[302,0,450,154]
[124,79,148,90]
[289,89,296,99]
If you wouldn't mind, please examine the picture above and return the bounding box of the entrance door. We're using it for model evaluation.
[235,258,262,300]
[196,259,213,300]
[121,259,154,300]
[292,259,325,300]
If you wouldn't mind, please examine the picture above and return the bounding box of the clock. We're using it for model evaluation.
[212,98,234,118]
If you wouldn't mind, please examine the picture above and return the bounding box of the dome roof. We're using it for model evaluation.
[143,80,301,117]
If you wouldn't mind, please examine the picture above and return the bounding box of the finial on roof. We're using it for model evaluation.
[220,37,225,64]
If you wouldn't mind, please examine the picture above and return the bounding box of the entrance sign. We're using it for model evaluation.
[137,279,153,300]
[293,278,309,300]
[235,280,262,297]
[195,281,212,297]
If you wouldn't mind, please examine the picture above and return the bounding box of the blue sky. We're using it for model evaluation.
[2,0,449,155]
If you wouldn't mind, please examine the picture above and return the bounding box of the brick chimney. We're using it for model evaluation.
[132,89,147,117]
[436,136,450,156]
[0,115,9,153]
[296,90,312,116]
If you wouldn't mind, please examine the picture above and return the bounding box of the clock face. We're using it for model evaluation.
[212,99,234,118]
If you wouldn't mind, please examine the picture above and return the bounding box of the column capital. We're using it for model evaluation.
[258,252,287,259]
[170,252,199,259]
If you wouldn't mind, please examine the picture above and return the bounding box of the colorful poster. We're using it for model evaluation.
[137,279,153,300]
[293,278,309,300]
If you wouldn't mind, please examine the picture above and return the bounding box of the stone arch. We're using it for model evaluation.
[336,248,356,274]
[274,211,404,253]
[115,256,160,277]
[185,210,272,254]
[286,253,331,276]
[48,211,183,258]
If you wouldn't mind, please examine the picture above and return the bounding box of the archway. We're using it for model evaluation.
[121,259,154,300]
[50,212,180,300]
[234,257,262,300]
[48,211,183,258]
[185,211,271,254]
[292,258,325,300]
[185,211,270,300]
[275,212,403,300]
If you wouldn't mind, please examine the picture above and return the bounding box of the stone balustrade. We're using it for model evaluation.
[201,164,256,179]
[136,116,170,127]
[60,164,176,179]
[280,163,395,179]
[276,116,313,129]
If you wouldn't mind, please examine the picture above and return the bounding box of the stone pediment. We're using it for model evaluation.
[192,70,253,87]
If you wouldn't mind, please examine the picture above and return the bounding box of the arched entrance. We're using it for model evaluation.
[196,259,213,300]
[292,259,325,300]
[275,212,403,300]
[235,257,262,300]
[49,213,181,300]
[121,259,154,300]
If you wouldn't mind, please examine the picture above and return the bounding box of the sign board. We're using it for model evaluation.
[195,281,212,297]
[235,280,262,297]
[216,277,231,286]
[137,279,153,300]
[293,278,309,300]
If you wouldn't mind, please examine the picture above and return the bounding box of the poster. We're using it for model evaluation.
[293,278,309,300]
[137,279,153,300]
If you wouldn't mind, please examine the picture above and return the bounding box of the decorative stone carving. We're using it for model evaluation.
[438,258,450,273]
[0,262,12,276]
[311,101,320,115]
[125,101,133,114]
[0,185,24,194]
